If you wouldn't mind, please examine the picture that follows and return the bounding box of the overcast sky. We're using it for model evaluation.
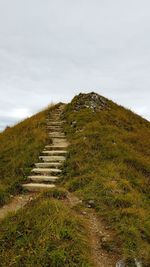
[0,0,150,131]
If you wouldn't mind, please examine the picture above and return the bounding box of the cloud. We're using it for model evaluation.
[0,0,150,131]
[9,108,31,119]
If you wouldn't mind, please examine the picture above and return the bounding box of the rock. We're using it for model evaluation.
[116,259,143,267]
[105,225,111,230]
[71,121,77,127]
[87,199,95,208]
[134,259,142,267]
[72,92,108,112]
[116,260,126,267]
[101,236,108,243]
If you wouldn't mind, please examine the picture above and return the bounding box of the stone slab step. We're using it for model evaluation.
[52,140,67,144]
[46,127,62,130]
[52,139,67,144]
[42,150,67,155]
[44,146,68,151]
[48,134,64,137]
[28,176,59,182]
[47,121,65,125]
[35,162,62,168]
[49,134,65,138]
[46,114,61,116]
[23,183,55,191]
[48,133,64,136]
[46,125,62,127]
[52,141,68,147]
[46,129,63,132]
[31,168,62,174]
[39,156,65,162]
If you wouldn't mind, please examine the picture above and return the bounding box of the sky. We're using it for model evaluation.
[0,0,150,131]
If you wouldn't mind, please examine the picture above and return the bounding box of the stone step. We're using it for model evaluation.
[35,162,62,168]
[42,150,67,155]
[47,128,63,132]
[46,128,63,132]
[23,183,55,191]
[47,121,65,125]
[48,117,61,120]
[28,175,59,182]
[47,130,63,133]
[52,140,68,146]
[47,113,61,115]
[39,156,66,162]
[46,124,62,127]
[49,136,66,139]
[45,145,68,150]
[52,138,67,143]
[49,131,65,135]
[31,168,62,174]
[48,119,61,121]
[48,132,64,136]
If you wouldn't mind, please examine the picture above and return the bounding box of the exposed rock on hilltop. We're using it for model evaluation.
[72,92,108,111]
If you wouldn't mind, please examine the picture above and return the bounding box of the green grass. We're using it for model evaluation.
[0,104,59,206]
[62,93,150,265]
[0,190,91,267]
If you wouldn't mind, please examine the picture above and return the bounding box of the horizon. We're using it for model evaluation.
[0,0,150,131]
[0,91,149,132]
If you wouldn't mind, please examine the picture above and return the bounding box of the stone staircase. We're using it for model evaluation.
[23,104,68,191]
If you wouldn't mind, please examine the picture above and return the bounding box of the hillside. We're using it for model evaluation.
[62,92,150,265]
[0,107,50,205]
[0,92,150,266]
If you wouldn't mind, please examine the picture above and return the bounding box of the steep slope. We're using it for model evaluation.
[62,92,150,265]
[0,106,52,205]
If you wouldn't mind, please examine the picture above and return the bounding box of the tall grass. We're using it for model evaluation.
[0,191,91,267]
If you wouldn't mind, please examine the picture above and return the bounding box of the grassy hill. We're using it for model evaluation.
[62,92,150,265]
[0,92,150,266]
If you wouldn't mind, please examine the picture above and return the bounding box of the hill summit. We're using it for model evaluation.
[71,92,108,111]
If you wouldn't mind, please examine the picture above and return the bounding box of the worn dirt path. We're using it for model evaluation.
[66,192,120,267]
[0,193,34,220]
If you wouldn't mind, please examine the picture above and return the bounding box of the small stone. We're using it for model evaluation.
[105,226,111,230]
[116,258,143,267]
[134,258,142,267]
[116,260,126,267]
[87,199,95,208]
[71,121,77,127]
[101,237,107,243]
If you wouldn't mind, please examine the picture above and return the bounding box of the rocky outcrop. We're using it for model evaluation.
[72,92,108,111]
